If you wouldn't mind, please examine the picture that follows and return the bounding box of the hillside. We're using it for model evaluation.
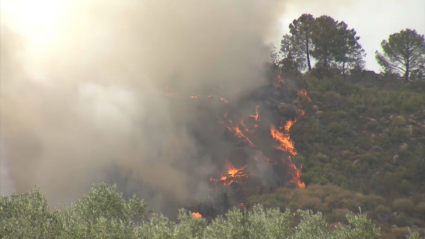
[245,70,425,239]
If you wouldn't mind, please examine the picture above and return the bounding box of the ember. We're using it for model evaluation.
[220,97,229,103]
[192,212,202,219]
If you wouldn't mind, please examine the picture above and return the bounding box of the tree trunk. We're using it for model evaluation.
[405,57,410,82]
[306,33,311,71]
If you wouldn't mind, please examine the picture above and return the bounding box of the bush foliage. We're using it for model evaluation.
[0,183,402,239]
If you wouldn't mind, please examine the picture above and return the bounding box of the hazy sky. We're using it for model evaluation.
[279,0,425,71]
[1,0,424,72]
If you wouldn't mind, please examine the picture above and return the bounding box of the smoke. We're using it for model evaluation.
[0,0,286,214]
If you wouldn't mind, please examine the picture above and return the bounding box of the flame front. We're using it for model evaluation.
[298,89,312,102]
[270,119,305,189]
[223,120,255,147]
[284,120,296,132]
[286,157,306,189]
[192,212,202,219]
[249,106,260,121]
[271,75,285,88]
[270,125,297,156]
[210,161,249,187]
[298,109,305,116]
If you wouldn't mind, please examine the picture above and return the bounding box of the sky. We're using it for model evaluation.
[1,0,424,72]
[279,0,425,71]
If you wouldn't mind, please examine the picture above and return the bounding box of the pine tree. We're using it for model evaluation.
[376,29,425,81]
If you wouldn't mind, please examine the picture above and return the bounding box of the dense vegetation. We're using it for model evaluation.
[3,183,421,239]
[2,13,424,238]
[247,72,425,238]
[249,13,425,239]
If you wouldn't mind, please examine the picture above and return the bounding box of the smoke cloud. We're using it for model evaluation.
[1,0,286,214]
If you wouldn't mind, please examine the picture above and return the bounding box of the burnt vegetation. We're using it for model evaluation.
[2,13,425,239]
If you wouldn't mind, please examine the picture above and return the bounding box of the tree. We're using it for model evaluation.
[288,13,315,71]
[333,22,366,79]
[310,15,340,71]
[278,34,305,75]
[376,29,425,82]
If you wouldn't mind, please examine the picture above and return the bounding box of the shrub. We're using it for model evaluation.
[395,213,411,227]
[393,198,415,214]
[0,185,384,239]
[399,180,411,196]
[375,205,391,214]
[414,202,425,219]
[357,195,385,211]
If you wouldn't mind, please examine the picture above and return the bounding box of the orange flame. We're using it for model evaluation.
[233,126,254,147]
[298,89,312,102]
[191,95,199,99]
[278,75,285,84]
[192,212,202,219]
[249,106,260,121]
[240,120,249,132]
[298,109,305,116]
[210,161,249,187]
[270,125,297,156]
[223,120,255,148]
[285,157,306,189]
[284,120,296,132]
[271,75,285,88]
[220,97,229,103]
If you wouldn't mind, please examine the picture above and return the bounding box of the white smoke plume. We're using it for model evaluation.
[0,0,286,213]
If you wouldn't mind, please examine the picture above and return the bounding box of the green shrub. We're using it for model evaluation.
[414,202,425,219]
[375,205,391,214]
[400,180,412,196]
[395,213,411,227]
[358,195,385,211]
[0,185,384,239]
[393,198,415,214]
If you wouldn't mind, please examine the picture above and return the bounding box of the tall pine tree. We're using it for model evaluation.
[376,29,425,81]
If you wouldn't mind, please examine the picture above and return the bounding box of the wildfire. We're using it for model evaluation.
[166,92,179,97]
[270,125,297,156]
[191,212,202,219]
[284,120,296,132]
[220,97,229,103]
[270,120,305,189]
[285,157,306,189]
[271,75,285,88]
[191,95,199,99]
[210,161,249,187]
[223,119,255,147]
[298,109,305,116]
[249,106,260,121]
[298,89,312,102]
[278,75,285,84]
[240,120,249,132]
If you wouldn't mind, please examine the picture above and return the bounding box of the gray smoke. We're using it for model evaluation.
[0,0,286,213]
